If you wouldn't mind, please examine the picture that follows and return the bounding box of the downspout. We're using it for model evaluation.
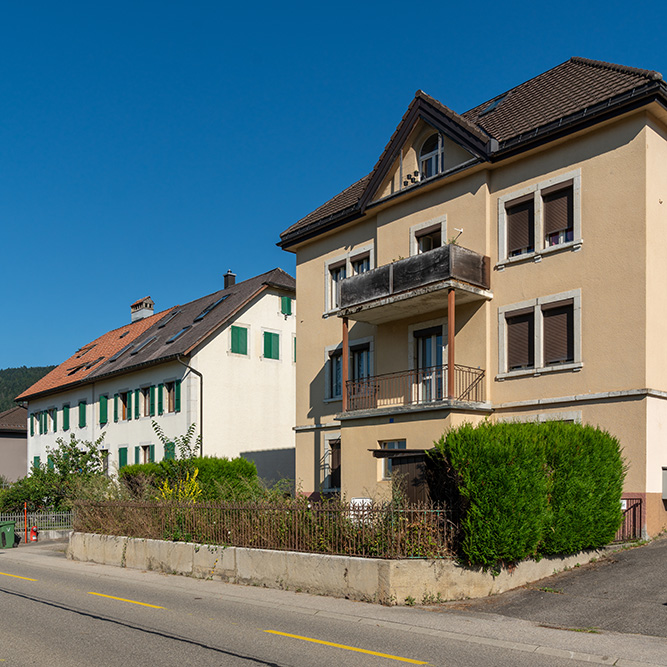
[176,356,204,456]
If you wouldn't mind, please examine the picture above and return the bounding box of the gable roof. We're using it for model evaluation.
[17,268,295,402]
[279,57,665,249]
[0,405,27,433]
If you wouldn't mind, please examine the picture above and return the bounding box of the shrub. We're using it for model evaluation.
[428,421,625,568]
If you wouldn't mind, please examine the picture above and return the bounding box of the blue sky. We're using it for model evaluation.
[1,0,663,369]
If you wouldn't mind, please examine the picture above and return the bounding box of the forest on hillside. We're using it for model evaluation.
[0,366,55,412]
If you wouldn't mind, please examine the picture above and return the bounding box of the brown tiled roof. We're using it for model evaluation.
[279,57,664,247]
[463,57,662,144]
[0,405,27,433]
[17,268,296,401]
[15,310,174,401]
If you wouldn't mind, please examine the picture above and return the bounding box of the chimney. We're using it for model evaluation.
[131,296,155,322]
[224,270,236,289]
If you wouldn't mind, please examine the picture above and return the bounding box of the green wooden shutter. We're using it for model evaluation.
[149,386,156,416]
[281,296,292,315]
[164,441,175,460]
[158,384,164,415]
[127,391,132,420]
[53,408,57,432]
[134,389,140,419]
[149,445,155,463]
[47,455,54,471]
[79,401,86,428]
[30,414,34,437]
[134,446,140,464]
[118,447,127,469]
[264,332,279,359]
[99,395,108,425]
[32,455,40,469]
[63,405,70,431]
[113,394,119,422]
[231,325,247,355]
[174,380,181,413]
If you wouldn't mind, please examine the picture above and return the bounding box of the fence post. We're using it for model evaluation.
[24,502,27,543]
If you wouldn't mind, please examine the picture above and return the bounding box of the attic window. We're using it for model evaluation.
[130,336,157,356]
[66,364,86,376]
[419,134,443,180]
[85,357,104,370]
[166,327,191,344]
[119,331,129,339]
[75,344,96,359]
[158,309,182,328]
[194,295,229,322]
[479,94,506,116]
[109,343,134,362]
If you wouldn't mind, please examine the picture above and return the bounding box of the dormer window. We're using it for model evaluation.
[419,134,443,180]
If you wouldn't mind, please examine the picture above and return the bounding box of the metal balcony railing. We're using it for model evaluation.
[345,364,485,412]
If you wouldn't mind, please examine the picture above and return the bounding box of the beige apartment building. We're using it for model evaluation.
[279,58,667,536]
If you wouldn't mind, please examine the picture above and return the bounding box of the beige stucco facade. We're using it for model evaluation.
[286,104,667,536]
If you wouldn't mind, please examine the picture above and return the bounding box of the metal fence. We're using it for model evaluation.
[614,498,643,542]
[0,511,74,534]
[74,501,456,559]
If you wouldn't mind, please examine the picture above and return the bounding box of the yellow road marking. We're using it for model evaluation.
[88,592,164,609]
[0,571,37,581]
[264,630,428,664]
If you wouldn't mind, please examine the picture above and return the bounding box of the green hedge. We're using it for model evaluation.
[119,455,262,501]
[428,421,625,568]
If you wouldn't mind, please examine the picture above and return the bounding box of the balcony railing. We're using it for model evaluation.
[339,244,490,313]
[345,364,485,412]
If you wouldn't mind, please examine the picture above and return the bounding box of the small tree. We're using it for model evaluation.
[151,421,202,500]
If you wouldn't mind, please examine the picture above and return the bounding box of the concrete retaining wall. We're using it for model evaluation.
[67,532,603,605]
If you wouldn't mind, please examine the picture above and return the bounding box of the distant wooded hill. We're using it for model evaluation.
[0,366,56,412]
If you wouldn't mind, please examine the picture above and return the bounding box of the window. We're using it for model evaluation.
[166,327,191,344]
[130,336,157,355]
[419,134,443,180]
[157,384,164,415]
[323,438,341,491]
[194,295,229,322]
[231,325,248,355]
[50,408,57,432]
[280,296,293,316]
[263,331,280,360]
[120,391,131,420]
[380,440,406,479]
[498,170,581,265]
[499,290,581,377]
[30,414,34,437]
[351,254,370,275]
[329,263,346,310]
[328,350,342,399]
[78,401,87,428]
[351,344,371,381]
[63,404,70,431]
[416,228,442,254]
[135,445,155,464]
[165,381,181,413]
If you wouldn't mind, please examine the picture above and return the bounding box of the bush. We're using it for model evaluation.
[428,421,625,568]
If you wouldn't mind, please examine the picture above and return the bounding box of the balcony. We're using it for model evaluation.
[343,363,486,414]
[338,244,491,324]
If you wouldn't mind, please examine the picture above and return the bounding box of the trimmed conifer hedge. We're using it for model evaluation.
[428,421,625,568]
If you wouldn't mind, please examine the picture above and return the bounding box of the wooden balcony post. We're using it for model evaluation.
[448,288,455,399]
[342,316,349,411]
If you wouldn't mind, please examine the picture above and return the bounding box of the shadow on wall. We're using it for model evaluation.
[241,448,295,487]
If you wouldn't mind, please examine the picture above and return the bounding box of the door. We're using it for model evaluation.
[415,327,445,403]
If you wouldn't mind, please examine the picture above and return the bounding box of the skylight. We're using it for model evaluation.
[158,309,182,329]
[166,326,191,344]
[193,295,229,322]
[479,94,506,116]
[109,343,134,362]
[130,336,157,356]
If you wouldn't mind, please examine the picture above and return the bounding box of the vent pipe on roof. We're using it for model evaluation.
[131,297,154,322]
[224,270,236,289]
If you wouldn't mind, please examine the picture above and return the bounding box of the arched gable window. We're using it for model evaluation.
[419,134,443,179]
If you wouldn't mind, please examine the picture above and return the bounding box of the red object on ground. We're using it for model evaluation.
[30,526,38,542]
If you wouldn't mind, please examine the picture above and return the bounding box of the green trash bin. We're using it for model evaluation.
[0,521,17,549]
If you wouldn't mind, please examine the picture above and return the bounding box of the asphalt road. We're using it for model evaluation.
[0,541,665,666]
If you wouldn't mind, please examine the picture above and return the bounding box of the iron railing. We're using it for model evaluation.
[345,364,485,411]
[614,498,643,542]
[0,510,74,533]
[74,500,456,560]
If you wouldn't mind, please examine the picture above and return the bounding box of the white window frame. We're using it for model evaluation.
[409,216,446,257]
[498,289,582,379]
[324,243,375,314]
[497,169,582,267]
[419,133,444,180]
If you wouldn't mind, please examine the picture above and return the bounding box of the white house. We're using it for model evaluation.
[17,268,296,483]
